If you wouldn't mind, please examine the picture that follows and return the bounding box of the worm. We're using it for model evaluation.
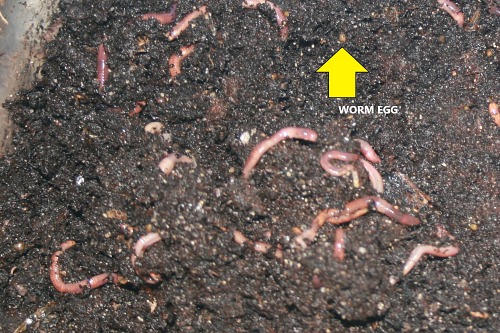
[97,43,109,93]
[167,5,207,41]
[403,244,459,275]
[242,0,289,40]
[295,196,419,249]
[490,5,500,16]
[489,102,500,127]
[358,159,384,193]
[335,196,420,226]
[333,229,346,261]
[141,1,178,25]
[320,149,383,193]
[233,230,274,254]
[158,153,193,175]
[437,0,465,27]
[130,232,163,284]
[320,150,358,176]
[129,100,146,117]
[168,44,196,80]
[50,240,122,294]
[242,127,318,179]
[354,139,381,164]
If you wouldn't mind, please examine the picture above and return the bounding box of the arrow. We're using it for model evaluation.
[316,48,368,98]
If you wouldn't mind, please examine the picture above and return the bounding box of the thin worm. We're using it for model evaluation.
[490,5,500,16]
[129,100,146,117]
[320,150,358,176]
[437,0,465,27]
[358,159,384,193]
[403,244,459,275]
[158,153,193,175]
[130,232,163,284]
[354,139,381,164]
[167,5,207,41]
[242,127,318,179]
[295,196,419,249]
[168,44,196,80]
[50,240,122,294]
[97,43,109,93]
[141,1,178,25]
[233,230,274,254]
[333,229,346,261]
[242,0,289,40]
[339,196,420,226]
[489,102,500,127]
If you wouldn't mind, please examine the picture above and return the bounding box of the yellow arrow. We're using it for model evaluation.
[316,48,368,98]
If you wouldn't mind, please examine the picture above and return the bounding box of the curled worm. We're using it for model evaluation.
[50,240,122,294]
[242,127,318,179]
[168,45,196,80]
[403,244,459,275]
[130,233,163,284]
[437,0,465,27]
[167,5,207,41]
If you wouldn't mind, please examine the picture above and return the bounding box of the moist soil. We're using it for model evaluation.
[1,0,499,332]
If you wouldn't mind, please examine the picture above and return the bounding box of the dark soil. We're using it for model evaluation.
[1,0,499,332]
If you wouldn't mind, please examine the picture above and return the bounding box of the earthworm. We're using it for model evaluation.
[50,240,122,294]
[141,1,178,25]
[403,244,459,275]
[242,0,289,40]
[333,229,346,261]
[129,100,146,117]
[97,43,109,93]
[168,44,196,80]
[295,196,419,248]
[437,0,465,27]
[130,232,163,284]
[358,159,384,193]
[242,127,318,179]
[490,5,500,16]
[354,139,381,164]
[158,153,193,175]
[233,230,273,254]
[337,196,420,226]
[167,5,207,41]
[489,102,500,127]
[320,150,358,177]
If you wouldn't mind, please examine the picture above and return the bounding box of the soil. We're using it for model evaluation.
[1,0,499,332]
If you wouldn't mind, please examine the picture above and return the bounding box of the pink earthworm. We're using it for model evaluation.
[130,232,163,284]
[333,228,346,261]
[437,0,465,27]
[490,5,500,16]
[97,43,109,93]
[242,127,318,179]
[168,44,196,80]
[50,240,122,294]
[141,1,178,25]
[158,153,193,175]
[403,244,459,275]
[354,139,381,164]
[320,150,359,177]
[489,102,500,127]
[295,196,419,249]
[242,0,289,40]
[233,230,274,254]
[338,196,420,226]
[358,159,384,193]
[167,5,207,41]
